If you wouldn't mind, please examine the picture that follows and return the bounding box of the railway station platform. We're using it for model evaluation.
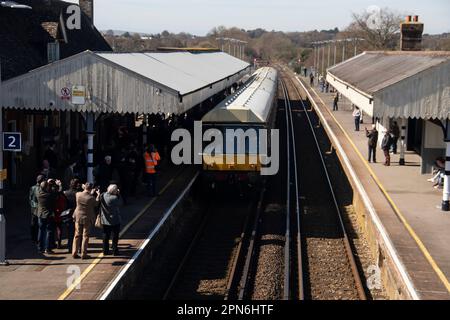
[296,72,450,299]
[0,165,198,300]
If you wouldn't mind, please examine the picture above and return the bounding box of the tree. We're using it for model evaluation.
[347,7,403,49]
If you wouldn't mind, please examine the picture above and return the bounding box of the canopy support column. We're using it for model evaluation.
[142,114,148,146]
[86,112,95,184]
[399,119,407,166]
[442,119,450,211]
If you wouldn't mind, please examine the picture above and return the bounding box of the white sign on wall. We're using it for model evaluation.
[71,85,86,105]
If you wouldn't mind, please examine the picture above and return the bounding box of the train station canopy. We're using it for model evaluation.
[326,51,450,119]
[0,50,250,115]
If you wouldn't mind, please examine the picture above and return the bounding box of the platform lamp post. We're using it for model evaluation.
[442,120,450,211]
[399,119,407,166]
[77,87,96,184]
[86,112,95,184]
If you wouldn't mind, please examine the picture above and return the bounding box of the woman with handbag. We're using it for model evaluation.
[100,184,123,256]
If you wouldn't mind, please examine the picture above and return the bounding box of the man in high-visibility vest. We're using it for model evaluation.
[143,145,161,197]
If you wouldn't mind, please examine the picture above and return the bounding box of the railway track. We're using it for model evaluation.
[230,78,303,300]
[281,70,367,300]
[129,67,367,301]
[163,189,260,300]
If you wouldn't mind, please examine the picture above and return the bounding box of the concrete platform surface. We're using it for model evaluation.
[0,165,195,300]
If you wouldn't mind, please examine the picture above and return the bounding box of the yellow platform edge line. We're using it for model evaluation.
[303,78,450,293]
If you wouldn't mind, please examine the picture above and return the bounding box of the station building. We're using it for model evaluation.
[326,16,450,210]
[326,51,450,173]
[0,0,250,190]
[0,0,111,189]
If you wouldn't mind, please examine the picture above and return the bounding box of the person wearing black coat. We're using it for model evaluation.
[94,156,115,192]
[36,179,62,254]
[365,125,378,163]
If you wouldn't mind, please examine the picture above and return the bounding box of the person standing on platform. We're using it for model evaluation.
[117,148,131,205]
[381,131,392,166]
[72,183,100,259]
[29,175,45,244]
[143,145,161,197]
[309,72,314,86]
[332,92,339,111]
[61,179,80,253]
[352,106,361,131]
[94,156,114,193]
[390,121,400,154]
[365,125,378,163]
[127,145,140,197]
[40,159,57,180]
[319,75,325,92]
[37,179,61,254]
[100,184,123,256]
[43,143,58,170]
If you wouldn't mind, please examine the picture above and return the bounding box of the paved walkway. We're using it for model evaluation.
[0,164,192,300]
[297,74,450,299]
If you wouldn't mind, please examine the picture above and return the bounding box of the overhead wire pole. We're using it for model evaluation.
[313,45,316,74]
[342,39,346,62]
[321,44,325,75]
[327,43,331,69]
[333,41,337,66]
[216,37,224,52]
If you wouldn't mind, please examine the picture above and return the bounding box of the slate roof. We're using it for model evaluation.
[0,0,111,81]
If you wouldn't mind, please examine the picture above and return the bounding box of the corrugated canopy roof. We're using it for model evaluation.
[98,51,249,96]
[0,50,250,115]
[328,51,450,96]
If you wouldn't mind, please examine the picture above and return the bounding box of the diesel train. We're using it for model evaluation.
[201,67,279,189]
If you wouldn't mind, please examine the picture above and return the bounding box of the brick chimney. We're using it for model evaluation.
[79,0,94,25]
[400,15,424,51]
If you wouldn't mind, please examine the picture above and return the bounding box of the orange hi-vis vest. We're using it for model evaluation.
[144,152,160,174]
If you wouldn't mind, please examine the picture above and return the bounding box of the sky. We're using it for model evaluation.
[67,0,450,35]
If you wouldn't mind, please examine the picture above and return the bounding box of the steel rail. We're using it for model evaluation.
[285,74,367,300]
[282,78,305,301]
[280,79,292,300]
[235,186,266,300]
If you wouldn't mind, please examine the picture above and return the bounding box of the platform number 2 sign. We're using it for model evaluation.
[3,133,22,152]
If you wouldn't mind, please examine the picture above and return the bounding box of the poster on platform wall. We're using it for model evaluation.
[72,86,86,105]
